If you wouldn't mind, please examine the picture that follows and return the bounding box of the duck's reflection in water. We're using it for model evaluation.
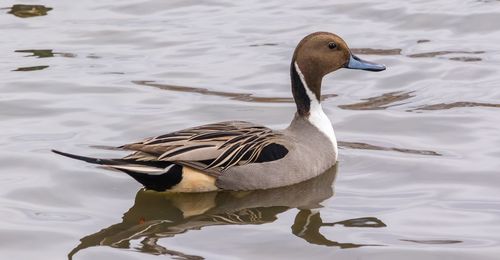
[69,166,385,259]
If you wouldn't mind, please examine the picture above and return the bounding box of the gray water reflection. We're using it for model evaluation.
[339,141,441,156]
[415,102,500,111]
[15,49,56,58]
[339,91,414,110]
[400,239,462,245]
[15,49,77,58]
[12,65,49,72]
[353,47,484,63]
[68,167,385,259]
[407,51,485,58]
[6,4,52,18]
[134,80,338,103]
[351,48,402,56]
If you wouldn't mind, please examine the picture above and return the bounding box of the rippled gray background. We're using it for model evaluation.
[1,0,500,259]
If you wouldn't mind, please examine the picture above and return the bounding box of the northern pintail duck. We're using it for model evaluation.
[53,32,385,192]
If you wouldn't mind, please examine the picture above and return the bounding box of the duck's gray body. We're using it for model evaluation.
[217,115,336,190]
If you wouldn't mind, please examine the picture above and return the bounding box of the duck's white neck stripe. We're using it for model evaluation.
[294,62,338,160]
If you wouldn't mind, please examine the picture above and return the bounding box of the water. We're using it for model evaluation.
[1,0,500,259]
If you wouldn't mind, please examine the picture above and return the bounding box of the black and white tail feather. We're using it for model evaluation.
[52,149,183,191]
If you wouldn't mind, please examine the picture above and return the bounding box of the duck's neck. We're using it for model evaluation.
[291,61,320,116]
[290,61,338,157]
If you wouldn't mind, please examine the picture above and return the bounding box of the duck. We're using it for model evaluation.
[53,31,385,192]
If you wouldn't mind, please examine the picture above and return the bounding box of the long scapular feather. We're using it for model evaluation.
[158,144,215,160]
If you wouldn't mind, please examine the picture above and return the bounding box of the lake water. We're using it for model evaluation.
[1,0,500,259]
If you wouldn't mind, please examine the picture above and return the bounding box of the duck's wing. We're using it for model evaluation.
[120,121,289,176]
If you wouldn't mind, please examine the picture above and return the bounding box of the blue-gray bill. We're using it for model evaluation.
[346,54,386,72]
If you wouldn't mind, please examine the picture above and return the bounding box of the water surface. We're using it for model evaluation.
[1,0,500,259]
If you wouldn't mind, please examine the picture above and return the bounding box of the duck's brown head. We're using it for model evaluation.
[291,32,385,116]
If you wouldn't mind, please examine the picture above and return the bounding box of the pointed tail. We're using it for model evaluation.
[51,149,182,191]
[52,149,121,165]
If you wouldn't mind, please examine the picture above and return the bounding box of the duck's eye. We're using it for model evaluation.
[328,42,337,49]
